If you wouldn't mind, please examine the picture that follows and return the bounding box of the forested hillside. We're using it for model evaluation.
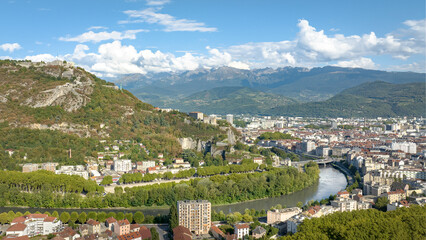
[268,81,426,117]
[0,60,226,169]
[280,205,426,240]
[163,86,297,114]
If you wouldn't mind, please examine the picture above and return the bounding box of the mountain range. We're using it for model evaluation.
[117,66,425,117]
[268,81,425,118]
[118,66,424,102]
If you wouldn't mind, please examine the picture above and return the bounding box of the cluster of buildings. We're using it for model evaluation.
[264,189,374,234]
[174,200,267,240]
[233,116,426,234]
[4,214,153,240]
[19,139,197,186]
[188,112,234,126]
[5,214,62,238]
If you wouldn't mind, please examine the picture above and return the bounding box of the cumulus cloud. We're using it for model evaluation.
[60,41,247,76]
[333,57,378,69]
[121,8,217,32]
[25,53,57,62]
[146,0,170,6]
[59,29,147,43]
[388,61,426,73]
[0,43,21,52]
[22,18,425,75]
[87,26,108,30]
[226,19,424,69]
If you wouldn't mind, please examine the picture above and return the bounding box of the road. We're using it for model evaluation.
[142,224,169,240]
[104,178,195,193]
[104,170,259,193]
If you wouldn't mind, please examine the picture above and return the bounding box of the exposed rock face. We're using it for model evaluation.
[178,137,209,152]
[24,76,94,112]
[227,128,236,145]
[0,95,6,103]
[22,122,92,138]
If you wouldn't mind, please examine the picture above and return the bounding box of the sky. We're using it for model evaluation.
[0,0,425,77]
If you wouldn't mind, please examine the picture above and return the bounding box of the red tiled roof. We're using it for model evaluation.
[28,214,48,218]
[51,237,66,240]
[139,226,152,239]
[7,223,27,232]
[44,216,57,222]
[118,219,130,226]
[173,226,192,240]
[130,224,140,230]
[235,223,249,229]
[210,225,225,237]
[118,232,142,240]
[87,219,100,226]
[106,217,117,224]
[57,227,77,238]
[3,236,30,240]
[11,216,26,223]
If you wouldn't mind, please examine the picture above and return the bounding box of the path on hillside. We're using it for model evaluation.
[103,177,196,193]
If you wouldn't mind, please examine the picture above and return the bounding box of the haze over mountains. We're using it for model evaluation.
[117,66,425,117]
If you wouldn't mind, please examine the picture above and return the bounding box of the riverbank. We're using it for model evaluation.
[0,167,346,216]
[331,161,355,186]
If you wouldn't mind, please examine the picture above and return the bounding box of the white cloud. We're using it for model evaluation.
[146,0,170,6]
[87,26,108,30]
[25,53,57,62]
[388,61,426,73]
[0,56,12,60]
[121,8,217,32]
[60,41,247,76]
[333,57,378,69]
[0,43,21,52]
[59,29,147,43]
[22,18,426,76]
[226,19,425,69]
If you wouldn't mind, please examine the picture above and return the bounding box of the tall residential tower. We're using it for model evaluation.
[177,200,211,235]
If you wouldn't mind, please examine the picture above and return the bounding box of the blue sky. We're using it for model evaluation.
[0,0,425,76]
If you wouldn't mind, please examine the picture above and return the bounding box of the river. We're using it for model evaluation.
[0,167,347,216]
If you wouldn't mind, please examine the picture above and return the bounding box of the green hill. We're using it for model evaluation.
[268,81,426,117]
[0,60,225,170]
[163,86,297,115]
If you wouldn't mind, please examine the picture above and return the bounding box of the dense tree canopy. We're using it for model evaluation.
[281,205,426,240]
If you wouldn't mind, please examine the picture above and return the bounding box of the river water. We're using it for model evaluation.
[0,167,347,216]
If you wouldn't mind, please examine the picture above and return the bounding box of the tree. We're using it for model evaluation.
[169,203,178,229]
[107,212,116,219]
[78,212,87,224]
[116,212,125,220]
[151,227,160,240]
[134,211,145,224]
[375,197,390,211]
[87,211,97,221]
[297,202,303,208]
[97,212,107,223]
[0,212,9,224]
[52,211,59,218]
[125,213,133,223]
[60,212,70,223]
[101,176,113,185]
[70,212,79,223]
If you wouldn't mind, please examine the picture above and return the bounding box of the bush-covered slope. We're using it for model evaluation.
[163,86,297,114]
[268,81,426,117]
[280,205,426,240]
[0,60,225,169]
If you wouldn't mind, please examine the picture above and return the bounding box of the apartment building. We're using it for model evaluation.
[7,214,62,237]
[177,200,211,235]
